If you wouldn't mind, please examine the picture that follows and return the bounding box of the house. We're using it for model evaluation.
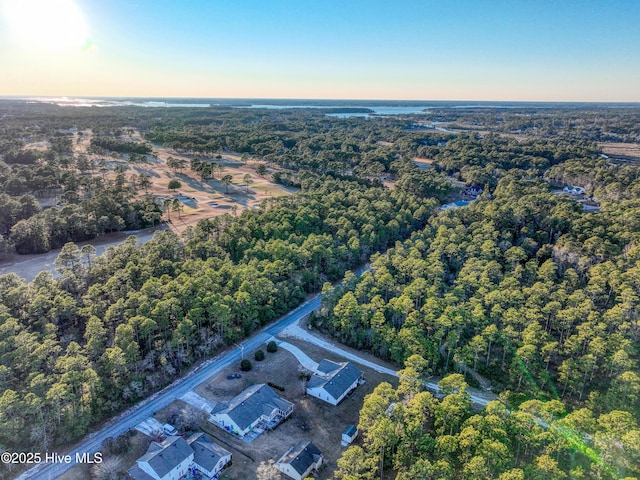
[464,185,483,197]
[341,424,358,446]
[276,441,323,480]
[187,433,232,479]
[563,186,586,195]
[127,433,231,480]
[127,435,194,480]
[306,360,364,406]
[209,383,294,437]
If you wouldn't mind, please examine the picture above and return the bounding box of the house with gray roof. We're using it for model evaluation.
[307,360,363,405]
[276,441,323,480]
[128,435,193,480]
[208,383,294,437]
[187,433,232,479]
[127,433,231,480]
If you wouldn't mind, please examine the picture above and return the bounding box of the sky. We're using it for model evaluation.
[0,0,639,101]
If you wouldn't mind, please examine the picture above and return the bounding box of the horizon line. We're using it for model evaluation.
[1,95,640,105]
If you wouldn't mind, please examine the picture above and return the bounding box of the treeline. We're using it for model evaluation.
[336,371,640,479]
[0,177,434,462]
[89,137,152,155]
[422,133,599,187]
[320,175,640,477]
[546,158,640,200]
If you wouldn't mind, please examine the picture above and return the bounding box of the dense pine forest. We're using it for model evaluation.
[0,100,639,479]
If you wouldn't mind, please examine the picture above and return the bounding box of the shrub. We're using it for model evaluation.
[266,341,278,353]
[240,359,252,371]
[254,349,265,361]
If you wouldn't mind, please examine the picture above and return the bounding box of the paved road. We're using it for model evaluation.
[17,297,318,479]
[17,265,369,480]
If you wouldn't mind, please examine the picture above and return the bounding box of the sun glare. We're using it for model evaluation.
[1,0,89,51]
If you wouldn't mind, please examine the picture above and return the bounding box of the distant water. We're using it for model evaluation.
[245,104,429,116]
[15,97,640,110]
[23,97,212,108]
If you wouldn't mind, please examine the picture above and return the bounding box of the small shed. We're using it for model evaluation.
[341,424,358,446]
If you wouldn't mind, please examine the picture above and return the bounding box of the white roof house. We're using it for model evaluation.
[276,441,323,480]
[563,186,586,195]
[127,434,231,480]
[208,383,294,437]
[306,360,363,406]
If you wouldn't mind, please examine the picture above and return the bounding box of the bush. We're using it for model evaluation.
[254,349,265,361]
[240,359,252,371]
[267,341,278,353]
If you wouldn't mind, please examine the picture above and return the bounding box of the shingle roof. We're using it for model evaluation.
[317,359,342,374]
[278,441,322,476]
[217,384,293,430]
[127,465,156,480]
[135,436,192,478]
[187,432,231,472]
[308,361,363,401]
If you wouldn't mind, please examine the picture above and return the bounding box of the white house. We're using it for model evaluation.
[188,433,232,479]
[127,434,231,480]
[276,441,323,480]
[341,424,358,446]
[563,186,586,195]
[306,360,363,406]
[127,436,194,480]
[209,383,294,437]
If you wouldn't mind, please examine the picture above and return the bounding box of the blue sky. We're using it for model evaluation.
[1,0,638,100]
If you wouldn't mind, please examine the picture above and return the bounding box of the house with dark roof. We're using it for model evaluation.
[276,441,323,480]
[127,434,231,480]
[306,360,364,405]
[208,383,294,437]
[464,185,483,197]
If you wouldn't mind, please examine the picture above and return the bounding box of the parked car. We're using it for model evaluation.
[163,423,178,436]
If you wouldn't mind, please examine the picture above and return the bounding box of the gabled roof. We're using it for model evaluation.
[214,383,293,430]
[278,441,322,476]
[317,359,342,375]
[135,435,192,478]
[187,432,231,472]
[308,361,363,401]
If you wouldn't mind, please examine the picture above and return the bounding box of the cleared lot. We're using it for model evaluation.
[194,339,399,480]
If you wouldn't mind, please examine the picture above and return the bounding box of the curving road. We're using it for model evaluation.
[17,261,500,479]
[280,324,498,407]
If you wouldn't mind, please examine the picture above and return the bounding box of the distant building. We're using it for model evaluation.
[464,185,483,197]
[563,186,586,195]
[208,383,294,437]
[276,441,323,480]
[341,424,358,446]
[127,433,231,480]
[306,360,364,405]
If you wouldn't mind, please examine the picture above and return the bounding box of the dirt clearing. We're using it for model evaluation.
[194,339,398,479]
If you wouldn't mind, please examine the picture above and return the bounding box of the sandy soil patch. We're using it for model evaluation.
[120,132,297,234]
[600,142,640,165]
[193,340,398,480]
